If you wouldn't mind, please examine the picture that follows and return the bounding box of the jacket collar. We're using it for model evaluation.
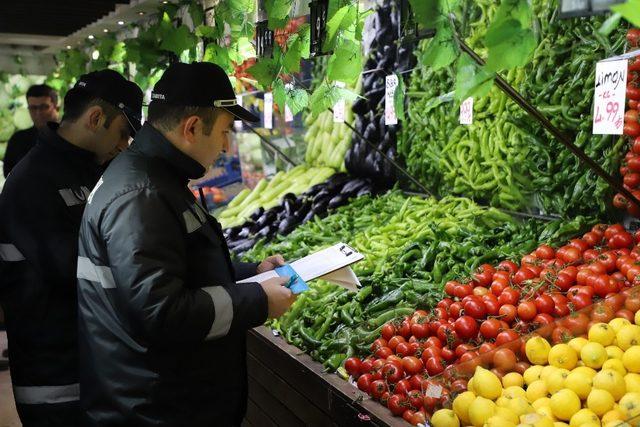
[39,122,96,164]
[130,123,206,181]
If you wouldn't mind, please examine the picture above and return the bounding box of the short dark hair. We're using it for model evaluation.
[61,87,121,128]
[26,84,58,106]
[147,102,221,135]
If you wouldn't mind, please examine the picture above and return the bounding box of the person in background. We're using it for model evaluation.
[0,70,143,427]
[3,84,59,177]
[76,62,295,427]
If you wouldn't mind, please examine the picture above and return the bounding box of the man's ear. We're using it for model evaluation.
[86,106,104,131]
[182,115,200,144]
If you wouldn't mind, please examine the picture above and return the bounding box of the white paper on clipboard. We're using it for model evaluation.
[237,243,364,290]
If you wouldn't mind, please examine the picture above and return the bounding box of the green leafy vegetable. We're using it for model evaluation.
[454,55,495,101]
[247,58,280,89]
[327,39,362,85]
[420,17,457,70]
[484,19,536,71]
[611,0,640,27]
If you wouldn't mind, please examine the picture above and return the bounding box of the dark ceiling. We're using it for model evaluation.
[0,1,126,36]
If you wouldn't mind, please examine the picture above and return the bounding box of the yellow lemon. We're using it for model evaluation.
[503,385,527,399]
[603,421,631,427]
[541,366,558,381]
[569,408,600,427]
[610,318,632,334]
[430,408,460,427]
[568,337,589,354]
[622,346,640,373]
[572,366,597,378]
[625,372,640,392]
[508,396,534,418]
[593,369,627,401]
[533,397,552,410]
[503,373,525,388]
[549,344,578,370]
[496,396,511,408]
[550,389,581,421]
[527,337,552,365]
[581,342,608,369]
[606,345,625,360]
[495,406,520,424]
[468,396,496,427]
[564,370,593,400]
[468,377,476,394]
[484,415,516,427]
[590,323,617,346]
[601,408,624,424]
[546,369,570,394]
[603,358,628,377]
[587,388,615,416]
[473,366,503,400]
[616,325,640,351]
[525,365,545,385]
[554,423,570,427]
[527,380,549,402]
[452,390,475,425]
[536,405,556,421]
[618,392,640,422]
[520,413,554,427]
[635,310,640,326]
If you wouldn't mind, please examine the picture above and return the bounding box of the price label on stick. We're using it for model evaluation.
[234,95,243,131]
[593,59,627,135]
[264,92,273,130]
[333,81,346,123]
[385,75,399,126]
[459,97,473,125]
[284,84,294,123]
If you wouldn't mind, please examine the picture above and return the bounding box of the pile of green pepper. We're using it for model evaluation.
[399,0,626,216]
[243,191,593,369]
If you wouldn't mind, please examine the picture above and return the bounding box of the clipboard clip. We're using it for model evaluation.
[339,244,354,257]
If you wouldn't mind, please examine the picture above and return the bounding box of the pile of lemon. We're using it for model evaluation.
[431,313,640,427]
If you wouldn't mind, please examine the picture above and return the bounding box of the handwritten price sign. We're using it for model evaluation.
[593,59,627,135]
[264,92,273,130]
[459,97,473,125]
[385,75,399,126]
[333,81,346,123]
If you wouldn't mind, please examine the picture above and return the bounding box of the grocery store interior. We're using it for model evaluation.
[2,0,640,426]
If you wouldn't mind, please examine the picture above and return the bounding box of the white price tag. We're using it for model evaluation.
[385,75,399,126]
[425,383,443,398]
[284,84,294,122]
[333,81,346,123]
[234,95,243,131]
[459,97,473,125]
[264,92,273,130]
[593,59,627,135]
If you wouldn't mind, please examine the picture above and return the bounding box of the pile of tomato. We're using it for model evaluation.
[344,223,640,424]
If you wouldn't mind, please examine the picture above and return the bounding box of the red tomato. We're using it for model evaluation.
[396,342,415,358]
[440,347,456,363]
[605,293,626,311]
[410,323,429,339]
[453,284,473,299]
[495,329,519,346]
[479,342,496,354]
[569,239,590,252]
[454,316,479,340]
[491,280,508,296]
[499,304,517,323]
[421,347,441,363]
[583,231,602,247]
[609,232,634,249]
[499,288,521,305]
[395,379,412,396]
[605,224,626,240]
[424,336,443,349]
[387,394,409,416]
[534,294,555,314]
[498,260,519,274]
[444,281,458,297]
[381,323,396,341]
[515,361,530,375]
[625,173,640,189]
[388,336,405,351]
[593,274,616,297]
[517,301,538,321]
[562,312,590,335]
[376,347,393,359]
[473,286,489,296]
[552,326,573,344]
[571,292,593,310]
[625,295,640,312]
[410,411,426,425]
[360,358,374,375]
[599,252,618,272]
[577,269,593,286]
[398,319,411,338]
[402,356,423,375]
[558,246,582,263]
[493,348,517,372]
[589,262,608,275]
[345,357,362,377]
[533,313,554,325]
[357,373,373,392]
[433,307,449,321]
[484,299,500,316]
[407,389,423,410]
[448,302,463,319]
[369,379,388,400]
[513,268,536,285]
[474,270,493,287]
[615,309,635,322]
[382,363,405,383]
[437,298,453,311]
[371,338,388,352]
[464,299,487,319]
[425,356,445,376]
[535,244,555,259]
[480,318,502,339]
[459,351,479,364]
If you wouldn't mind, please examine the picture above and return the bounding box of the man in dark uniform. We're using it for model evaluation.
[76,62,295,427]
[3,84,60,177]
[0,70,143,427]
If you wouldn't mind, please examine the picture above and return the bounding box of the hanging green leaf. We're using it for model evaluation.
[247,58,280,89]
[283,35,303,73]
[298,24,311,60]
[420,17,457,70]
[323,4,358,51]
[229,36,256,64]
[160,3,180,19]
[455,55,495,101]
[195,24,217,38]
[273,79,286,112]
[484,19,536,71]
[393,74,405,122]
[110,41,126,63]
[492,0,532,28]
[408,0,439,29]
[611,0,640,27]
[355,9,374,41]
[160,25,198,56]
[327,38,362,85]
[265,0,294,30]
[309,81,358,116]
[189,2,205,27]
[203,43,233,73]
[598,13,623,36]
[286,88,309,115]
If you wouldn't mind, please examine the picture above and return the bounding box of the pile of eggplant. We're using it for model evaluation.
[345,0,416,187]
[224,174,378,254]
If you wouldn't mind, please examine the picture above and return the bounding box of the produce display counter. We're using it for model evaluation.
[245,326,402,427]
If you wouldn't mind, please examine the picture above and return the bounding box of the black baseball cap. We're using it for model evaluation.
[73,69,143,135]
[151,62,260,123]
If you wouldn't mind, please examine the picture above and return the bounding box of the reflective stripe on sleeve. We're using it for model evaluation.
[13,383,80,405]
[183,209,202,233]
[0,243,25,261]
[201,286,233,339]
[58,187,91,207]
[77,256,116,289]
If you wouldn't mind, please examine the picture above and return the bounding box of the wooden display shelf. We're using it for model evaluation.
[244,326,404,427]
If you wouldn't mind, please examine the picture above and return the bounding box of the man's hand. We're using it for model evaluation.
[260,276,296,319]
[257,254,286,274]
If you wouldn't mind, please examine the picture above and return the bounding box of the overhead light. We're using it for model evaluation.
[138,11,145,16]
[117,20,125,25]
[88,34,95,40]
[92,50,100,60]
[66,45,71,50]
[103,28,109,33]
[162,0,169,3]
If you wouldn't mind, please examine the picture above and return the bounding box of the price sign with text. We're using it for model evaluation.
[459,97,473,125]
[593,59,627,135]
[264,92,273,130]
[284,84,294,123]
[385,75,399,126]
[234,95,243,131]
[333,81,346,123]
